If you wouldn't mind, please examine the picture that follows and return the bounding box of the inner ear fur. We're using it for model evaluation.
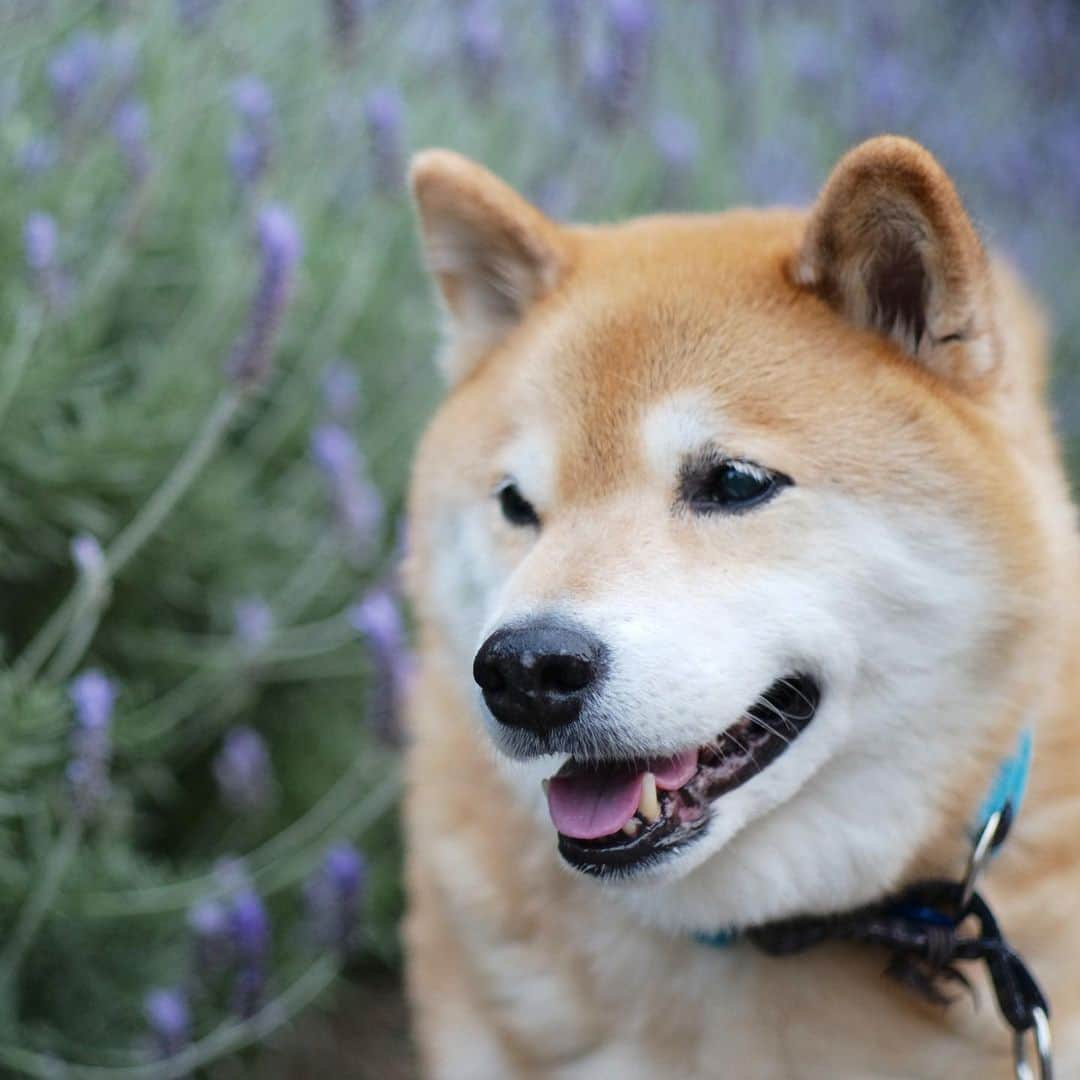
[794,136,997,385]
[409,149,569,384]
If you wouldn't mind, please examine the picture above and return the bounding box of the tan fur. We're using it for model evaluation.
[402,138,1080,1078]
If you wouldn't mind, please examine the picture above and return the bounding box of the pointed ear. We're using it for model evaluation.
[409,149,569,384]
[794,136,997,386]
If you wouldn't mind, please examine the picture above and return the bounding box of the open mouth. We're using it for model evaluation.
[546,673,821,877]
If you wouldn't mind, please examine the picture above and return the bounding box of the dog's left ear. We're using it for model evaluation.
[409,149,569,385]
[794,136,996,386]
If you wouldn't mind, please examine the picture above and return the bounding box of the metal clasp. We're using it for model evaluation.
[961,808,1002,909]
[1013,1006,1053,1080]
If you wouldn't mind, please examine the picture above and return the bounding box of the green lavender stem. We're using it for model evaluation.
[0,954,339,1079]
[0,304,44,432]
[16,389,244,683]
[0,815,82,1022]
[73,763,400,918]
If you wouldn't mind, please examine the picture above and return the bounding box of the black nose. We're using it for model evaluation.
[473,620,606,733]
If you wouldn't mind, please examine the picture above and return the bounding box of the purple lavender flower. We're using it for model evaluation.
[176,0,222,32]
[785,23,838,93]
[851,51,912,137]
[609,0,656,60]
[228,888,270,1018]
[230,77,274,135]
[321,362,360,422]
[71,533,106,579]
[233,597,273,650]
[24,213,58,280]
[70,670,116,734]
[311,424,384,562]
[532,175,577,221]
[47,32,104,124]
[67,669,116,819]
[227,77,274,193]
[710,0,755,104]
[364,87,405,194]
[1008,0,1079,100]
[111,99,150,185]
[24,212,68,310]
[586,0,656,128]
[547,0,583,80]
[144,988,191,1060]
[213,726,274,814]
[18,136,59,177]
[460,2,504,102]
[327,0,363,59]
[304,842,367,954]
[227,130,267,192]
[349,586,412,744]
[652,113,698,180]
[187,897,231,978]
[741,133,815,207]
[228,888,270,962]
[226,205,302,387]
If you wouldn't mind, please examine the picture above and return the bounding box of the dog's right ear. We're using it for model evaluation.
[794,136,996,387]
[409,150,569,385]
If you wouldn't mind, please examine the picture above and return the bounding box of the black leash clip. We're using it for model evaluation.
[748,758,1052,1076]
[958,889,1053,1080]
[962,802,1053,1079]
[749,877,1054,1079]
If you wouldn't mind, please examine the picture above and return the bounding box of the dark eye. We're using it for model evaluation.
[497,481,540,528]
[682,460,790,514]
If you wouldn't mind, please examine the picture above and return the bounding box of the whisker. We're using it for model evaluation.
[775,677,819,718]
[746,709,793,747]
[753,695,802,737]
[723,729,752,756]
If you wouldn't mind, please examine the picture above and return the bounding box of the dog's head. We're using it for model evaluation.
[406,137,1059,934]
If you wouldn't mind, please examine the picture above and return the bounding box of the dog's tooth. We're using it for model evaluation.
[622,819,640,837]
[639,773,660,823]
[541,779,550,796]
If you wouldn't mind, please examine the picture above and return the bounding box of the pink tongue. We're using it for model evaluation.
[547,769,643,840]
[546,749,699,840]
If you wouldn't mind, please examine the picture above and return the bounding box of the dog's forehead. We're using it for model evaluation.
[540,303,737,499]
[508,283,852,501]
[483,210,972,509]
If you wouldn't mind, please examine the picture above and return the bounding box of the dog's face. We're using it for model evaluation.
[407,139,1048,934]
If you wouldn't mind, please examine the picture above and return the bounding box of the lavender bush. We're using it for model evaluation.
[0,0,1077,1073]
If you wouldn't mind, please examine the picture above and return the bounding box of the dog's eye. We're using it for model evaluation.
[684,460,789,514]
[497,481,540,528]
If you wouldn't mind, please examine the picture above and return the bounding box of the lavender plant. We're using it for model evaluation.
[0,0,1077,1074]
[213,726,275,814]
[304,842,367,955]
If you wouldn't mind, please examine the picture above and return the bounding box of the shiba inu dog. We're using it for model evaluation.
[401,136,1080,1078]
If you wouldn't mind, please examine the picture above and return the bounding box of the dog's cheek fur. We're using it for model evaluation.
[603,495,1008,931]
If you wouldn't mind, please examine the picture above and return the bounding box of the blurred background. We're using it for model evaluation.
[0,1,1077,1076]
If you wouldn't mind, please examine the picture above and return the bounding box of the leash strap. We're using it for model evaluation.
[698,730,1052,1074]
[749,882,1049,1029]
[747,881,1052,1077]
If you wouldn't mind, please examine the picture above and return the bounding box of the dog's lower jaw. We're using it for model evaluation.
[522,729,985,940]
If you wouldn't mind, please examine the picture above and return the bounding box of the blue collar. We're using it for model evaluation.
[974,727,1032,846]
[694,727,1034,951]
